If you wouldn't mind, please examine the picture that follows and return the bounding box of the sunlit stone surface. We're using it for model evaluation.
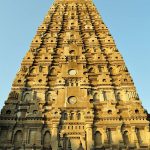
[0,0,150,149]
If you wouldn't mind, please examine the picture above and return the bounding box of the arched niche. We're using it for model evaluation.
[93,93,100,102]
[70,112,74,120]
[30,67,36,74]
[77,113,81,120]
[23,93,30,102]
[123,131,130,145]
[88,67,94,73]
[106,128,112,144]
[50,68,56,75]
[43,131,51,146]
[62,112,67,120]
[46,93,53,103]
[94,131,102,147]
[14,130,23,145]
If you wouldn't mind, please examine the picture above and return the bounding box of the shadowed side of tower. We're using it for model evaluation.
[0,0,150,149]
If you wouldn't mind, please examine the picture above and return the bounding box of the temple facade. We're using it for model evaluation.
[0,0,150,149]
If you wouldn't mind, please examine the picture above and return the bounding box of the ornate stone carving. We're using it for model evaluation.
[0,0,149,149]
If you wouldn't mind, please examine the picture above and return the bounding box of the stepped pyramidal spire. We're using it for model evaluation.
[0,0,150,149]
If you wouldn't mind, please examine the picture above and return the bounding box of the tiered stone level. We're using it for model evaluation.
[0,0,150,149]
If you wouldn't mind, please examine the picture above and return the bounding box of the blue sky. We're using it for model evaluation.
[0,0,150,112]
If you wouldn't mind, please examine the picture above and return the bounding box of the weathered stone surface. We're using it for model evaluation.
[0,0,150,149]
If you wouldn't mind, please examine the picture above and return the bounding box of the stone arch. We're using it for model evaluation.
[94,131,102,147]
[123,131,130,145]
[43,131,51,146]
[14,130,23,145]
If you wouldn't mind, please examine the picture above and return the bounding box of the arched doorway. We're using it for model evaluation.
[123,131,130,145]
[94,131,102,147]
[43,131,51,148]
[14,130,23,146]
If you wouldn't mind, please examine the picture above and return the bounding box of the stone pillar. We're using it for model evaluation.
[36,128,42,145]
[107,90,116,101]
[99,90,104,101]
[51,124,58,150]
[23,127,28,144]
[116,126,124,146]
[144,126,150,146]
[85,124,93,150]
[81,134,86,150]
[7,127,13,144]
[122,89,129,101]
[102,128,108,144]
[51,108,61,149]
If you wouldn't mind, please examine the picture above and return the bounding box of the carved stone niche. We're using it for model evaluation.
[23,52,34,61]
[97,24,108,30]
[26,103,42,118]
[97,74,112,85]
[109,65,120,75]
[51,25,61,32]
[31,36,42,48]
[29,66,38,74]
[88,37,99,45]
[13,74,26,86]
[22,91,32,103]
[100,102,119,118]
[1,104,16,117]
[46,91,57,105]
[37,24,48,35]
[84,24,93,30]
[128,102,146,117]
[109,52,122,61]
[34,74,47,86]
[20,66,28,73]
[8,91,19,100]
[49,66,59,76]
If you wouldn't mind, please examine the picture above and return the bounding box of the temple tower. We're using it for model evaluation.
[0,0,150,149]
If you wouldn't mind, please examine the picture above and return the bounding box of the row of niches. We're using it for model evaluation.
[19,66,78,76]
[62,111,82,120]
[44,12,105,27]
[0,127,147,148]
[0,129,52,147]
[13,73,132,88]
[8,90,139,102]
[93,128,147,147]
[90,89,139,102]
[6,89,139,106]
[34,15,108,41]
[1,102,143,118]
[29,37,116,57]
[19,63,112,75]
[61,125,85,130]
[23,48,121,64]
[46,4,99,18]
[13,74,132,88]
